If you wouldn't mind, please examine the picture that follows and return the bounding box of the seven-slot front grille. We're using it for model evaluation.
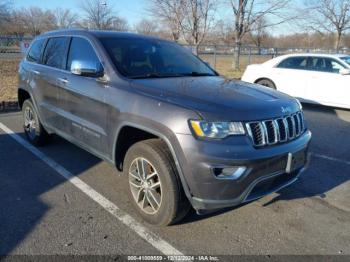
[246,112,305,147]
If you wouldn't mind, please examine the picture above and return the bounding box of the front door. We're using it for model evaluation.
[59,37,109,155]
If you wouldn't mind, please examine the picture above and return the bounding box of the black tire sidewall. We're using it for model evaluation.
[257,79,276,89]
[123,141,180,226]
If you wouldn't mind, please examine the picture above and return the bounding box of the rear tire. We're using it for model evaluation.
[256,79,276,89]
[123,139,190,226]
[22,99,51,146]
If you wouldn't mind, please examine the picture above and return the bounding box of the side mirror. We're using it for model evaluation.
[71,60,104,78]
[339,68,350,75]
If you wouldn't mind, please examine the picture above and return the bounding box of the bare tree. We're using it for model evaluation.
[214,20,234,45]
[135,18,159,35]
[80,0,117,29]
[111,17,129,31]
[304,0,350,51]
[228,0,291,69]
[250,17,269,54]
[0,0,12,33]
[148,0,183,42]
[12,7,56,36]
[5,10,25,37]
[178,0,217,53]
[54,8,78,29]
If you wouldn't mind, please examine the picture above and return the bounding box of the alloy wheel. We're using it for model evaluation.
[24,106,37,140]
[129,157,162,215]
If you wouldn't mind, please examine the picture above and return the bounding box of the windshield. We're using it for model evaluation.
[340,56,350,66]
[99,37,216,78]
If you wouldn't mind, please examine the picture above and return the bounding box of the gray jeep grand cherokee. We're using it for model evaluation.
[18,30,311,226]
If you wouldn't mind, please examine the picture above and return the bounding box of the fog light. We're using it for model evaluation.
[214,166,247,180]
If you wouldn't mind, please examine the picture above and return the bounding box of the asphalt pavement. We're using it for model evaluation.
[0,104,349,257]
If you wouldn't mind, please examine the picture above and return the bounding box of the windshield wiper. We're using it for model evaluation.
[181,72,216,77]
[130,72,216,79]
[130,73,184,79]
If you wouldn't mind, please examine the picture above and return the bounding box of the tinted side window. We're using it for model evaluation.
[42,37,70,70]
[27,39,45,63]
[310,57,345,73]
[67,37,100,71]
[329,59,345,73]
[277,57,308,70]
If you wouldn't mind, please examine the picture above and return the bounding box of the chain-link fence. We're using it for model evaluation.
[0,36,32,59]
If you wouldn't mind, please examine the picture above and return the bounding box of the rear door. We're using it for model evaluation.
[270,56,309,99]
[59,37,108,154]
[39,36,71,128]
[23,38,47,121]
[305,57,350,107]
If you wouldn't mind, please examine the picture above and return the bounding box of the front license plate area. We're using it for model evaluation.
[286,150,306,173]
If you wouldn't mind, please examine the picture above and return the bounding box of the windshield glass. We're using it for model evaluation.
[99,37,216,78]
[340,56,350,66]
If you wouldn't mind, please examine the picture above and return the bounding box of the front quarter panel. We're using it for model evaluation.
[103,80,199,160]
[102,81,201,200]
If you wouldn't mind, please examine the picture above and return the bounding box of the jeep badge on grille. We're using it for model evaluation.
[281,106,292,114]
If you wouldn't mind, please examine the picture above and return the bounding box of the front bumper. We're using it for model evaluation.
[175,130,312,211]
[192,157,310,211]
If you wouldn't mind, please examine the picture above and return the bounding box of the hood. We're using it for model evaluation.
[130,76,300,121]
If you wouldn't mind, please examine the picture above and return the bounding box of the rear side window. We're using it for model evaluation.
[67,37,100,71]
[277,57,308,70]
[42,37,70,70]
[26,39,45,63]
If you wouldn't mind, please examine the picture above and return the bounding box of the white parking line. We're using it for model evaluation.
[0,122,184,256]
[312,153,350,166]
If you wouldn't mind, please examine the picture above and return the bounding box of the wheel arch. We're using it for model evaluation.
[18,88,31,109]
[113,123,193,204]
[114,125,158,171]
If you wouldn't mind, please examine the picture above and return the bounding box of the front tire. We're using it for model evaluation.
[22,99,50,146]
[123,139,190,226]
[256,79,276,89]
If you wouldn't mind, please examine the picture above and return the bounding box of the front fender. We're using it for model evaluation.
[112,120,195,205]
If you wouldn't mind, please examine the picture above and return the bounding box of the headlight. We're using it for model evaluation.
[190,120,245,139]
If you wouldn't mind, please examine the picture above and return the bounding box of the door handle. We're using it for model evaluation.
[57,77,69,84]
